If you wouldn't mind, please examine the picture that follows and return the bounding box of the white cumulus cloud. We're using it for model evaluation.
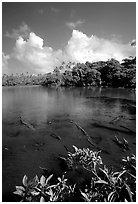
[13,30,136,74]
[65,30,136,63]
[14,32,63,73]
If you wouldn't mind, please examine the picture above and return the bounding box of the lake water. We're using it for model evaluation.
[2,86,136,201]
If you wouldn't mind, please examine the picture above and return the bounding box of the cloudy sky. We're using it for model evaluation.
[2,2,136,74]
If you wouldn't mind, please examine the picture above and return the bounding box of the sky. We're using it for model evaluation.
[2,2,136,75]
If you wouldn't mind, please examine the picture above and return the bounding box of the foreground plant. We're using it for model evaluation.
[65,145,103,171]
[13,174,75,202]
[80,166,134,202]
[13,146,136,202]
[79,153,136,202]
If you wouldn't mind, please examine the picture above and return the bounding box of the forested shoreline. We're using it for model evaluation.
[2,57,136,88]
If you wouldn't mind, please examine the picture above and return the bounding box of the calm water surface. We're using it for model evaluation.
[2,86,136,201]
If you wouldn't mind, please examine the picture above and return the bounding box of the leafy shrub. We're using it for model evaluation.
[13,146,136,202]
[13,174,75,202]
[66,145,102,171]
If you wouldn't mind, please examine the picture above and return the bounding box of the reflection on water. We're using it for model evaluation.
[2,86,136,201]
[2,86,135,124]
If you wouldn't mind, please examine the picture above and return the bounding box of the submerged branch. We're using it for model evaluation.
[87,138,110,154]
[119,125,136,134]
[93,121,135,134]
[113,136,129,150]
[19,116,35,131]
[70,120,108,153]
[70,120,89,138]
[109,115,124,124]
[50,133,69,152]
[50,133,62,141]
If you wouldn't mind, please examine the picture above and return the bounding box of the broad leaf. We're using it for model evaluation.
[40,175,46,187]
[15,186,25,192]
[46,174,53,185]
[117,170,127,181]
[94,179,108,185]
[80,191,91,202]
[34,175,39,183]
[99,168,110,182]
[40,196,45,202]
[22,175,28,187]
[108,191,115,201]
[31,190,40,196]
[73,145,78,152]
[125,183,133,202]
[13,189,24,196]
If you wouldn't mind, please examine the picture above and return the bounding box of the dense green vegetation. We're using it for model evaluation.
[2,57,136,88]
[13,146,136,202]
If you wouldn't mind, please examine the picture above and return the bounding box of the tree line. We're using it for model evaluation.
[2,57,136,88]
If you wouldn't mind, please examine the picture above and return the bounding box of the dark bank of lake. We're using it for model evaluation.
[2,86,136,201]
